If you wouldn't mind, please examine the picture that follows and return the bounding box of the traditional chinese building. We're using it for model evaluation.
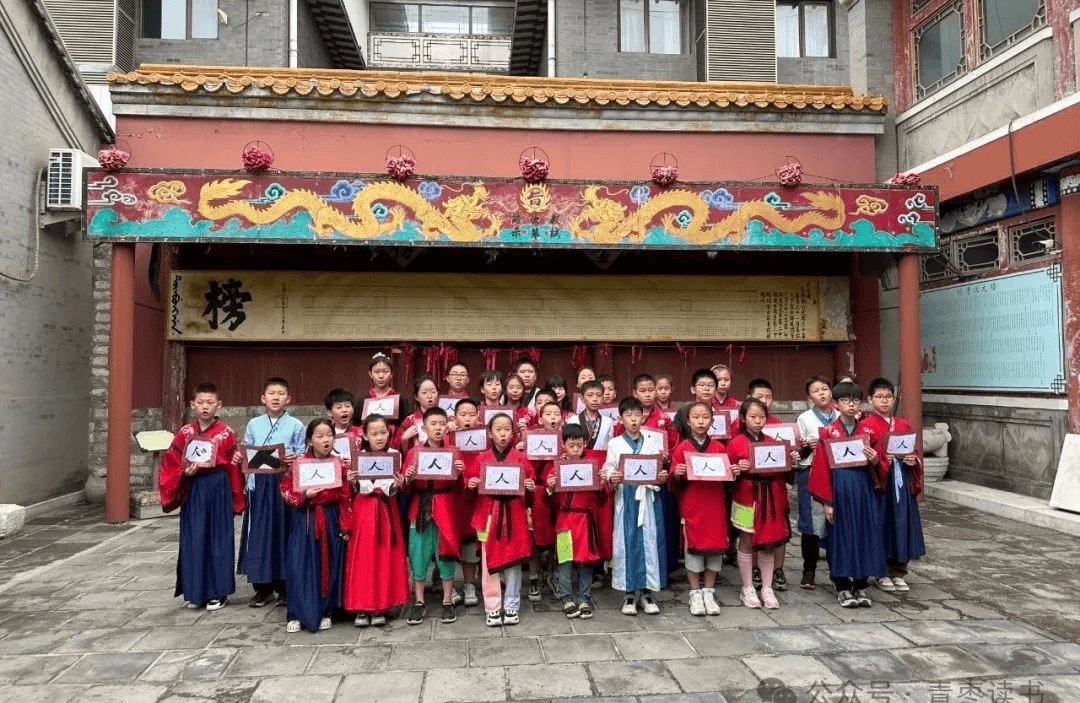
[893,0,1080,498]
[85,64,936,519]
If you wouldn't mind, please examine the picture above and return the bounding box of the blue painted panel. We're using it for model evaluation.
[920,267,1065,393]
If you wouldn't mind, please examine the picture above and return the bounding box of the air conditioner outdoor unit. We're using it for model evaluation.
[46,148,98,211]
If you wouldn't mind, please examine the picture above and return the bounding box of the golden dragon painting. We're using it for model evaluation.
[197,179,846,245]
[197,179,502,241]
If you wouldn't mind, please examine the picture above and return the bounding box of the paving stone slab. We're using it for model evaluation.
[891,644,1001,680]
[55,609,144,631]
[124,607,207,629]
[502,613,575,637]
[139,647,237,682]
[883,619,973,646]
[684,628,771,658]
[306,644,392,675]
[664,656,758,693]
[541,634,618,663]
[613,631,695,660]
[431,614,504,640]
[251,674,341,703]
[0,653,82,684]
[54,651,161,683]
[635,610,715,633]
[640,692,730,703]
[752,627,837,653]
[0,683,87,703]
[389,640,469,670]
[336,671,425,703]
[469,636,542,667]
[740,653,842,688]
[422,666,506,703]
[762,604,842,626]
[818,650,920,683]
[705,607,779,630]
[890,602,962,621]
[962,641,1078,676]
[951,618,1050,644]
[224,645,315,677]
[157,678,259,703]
[129,624,225,651]
[816,602,905,623]
[54,627,151,653]
[359,618,436,643]
[211,622,296,648]
[588,660,681,696]
[817,623,913,651]
[72,683,168,703]
[569,613,644,634]
[507,663,593,699]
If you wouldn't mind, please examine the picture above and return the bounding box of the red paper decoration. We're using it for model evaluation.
[241,141,274,173]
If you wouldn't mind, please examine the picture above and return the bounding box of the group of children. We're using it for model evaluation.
[159,353,926,632]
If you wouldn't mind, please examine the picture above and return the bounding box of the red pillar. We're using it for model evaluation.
[897,253,922,433]
[104,243,136,523]
[1060,180,1080,433]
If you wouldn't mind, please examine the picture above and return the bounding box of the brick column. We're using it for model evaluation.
[1059,170,1080,433]
[104,243,135,523]
[897,253,922,433]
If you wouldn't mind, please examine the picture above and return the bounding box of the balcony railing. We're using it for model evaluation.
[368,31,511,72]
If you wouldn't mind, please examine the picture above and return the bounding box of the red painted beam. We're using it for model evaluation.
[104,244,135,523]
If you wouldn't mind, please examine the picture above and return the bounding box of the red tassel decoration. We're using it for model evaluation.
[397,343,416,385]
[481,348,499,371]
[629,345,643,366]
[571,345,587,370]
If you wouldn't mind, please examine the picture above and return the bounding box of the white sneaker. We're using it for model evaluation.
[286,619,301,633]
[318,617,332,630]
[760,587,779,610]
[370,613,387,626]
[485,611,502,627]
[463,582,479,607]
[892,577,910,592]
[641,593,660,615]
[354,613,370,627]
[502,610,520,625]
[877,577,896,592]
[702,588,722,615]
[621,594,638,615]
[688,589,706,616]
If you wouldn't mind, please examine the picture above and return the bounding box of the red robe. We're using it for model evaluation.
[713,395,741,412]
[393,409,425,453]
[858,414,924,497]
[575,412,615,560]
[470,447,534,573]
[670,436,730,554]
[342,453,409,613]
[807,419,883,505]
[402,445,462,561]
[158,420,243,514]
[455,446,483,543]
[279,452,353,598]
[727,432,790,551]
[369,387,407,444]
[541,460,606,564]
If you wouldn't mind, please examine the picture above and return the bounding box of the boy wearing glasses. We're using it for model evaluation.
[858,378,925,594]
[671,368,719,443]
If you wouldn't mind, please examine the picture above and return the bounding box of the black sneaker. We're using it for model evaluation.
[527,580,542,602]
[801,570,816,590]
[837,590,858,608]
[440,602,457,624]
[752,567,762,590]
[562,600,579,618]
[773,568,788,591]
[205,597,227,611]
[248,592,274,608]
[577,602,594,619]
[405,601,426,625]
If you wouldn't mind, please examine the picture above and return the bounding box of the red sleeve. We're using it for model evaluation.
[279,466,306,507]
[400,448,418,495]
[668,441,688,490]
[158,430,189,514]
[807,427,834,505]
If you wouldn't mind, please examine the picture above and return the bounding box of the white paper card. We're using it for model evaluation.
[753,444,788,470]
[484,464,521,491]
[297,460,338,488]
[356,454,397,479]
[454,428,487,452]
[559,462,595,489]
[829,439,868,465]
[184,438,215,466]
[416,450,455,478]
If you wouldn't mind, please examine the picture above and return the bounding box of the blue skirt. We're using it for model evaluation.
[658,484,681,574]
[883,462,926,563]
[286,505,345,632]
[826,467,885,580]
[237,472,288,585]
[612,486,667,593]
[176,471,235,604]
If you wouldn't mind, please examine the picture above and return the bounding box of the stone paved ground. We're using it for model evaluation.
[1,497,1079,703]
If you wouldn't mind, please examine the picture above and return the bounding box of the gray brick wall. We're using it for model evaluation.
[555,0,697,80]
[134,0,288,68]
[2,0,109,505]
